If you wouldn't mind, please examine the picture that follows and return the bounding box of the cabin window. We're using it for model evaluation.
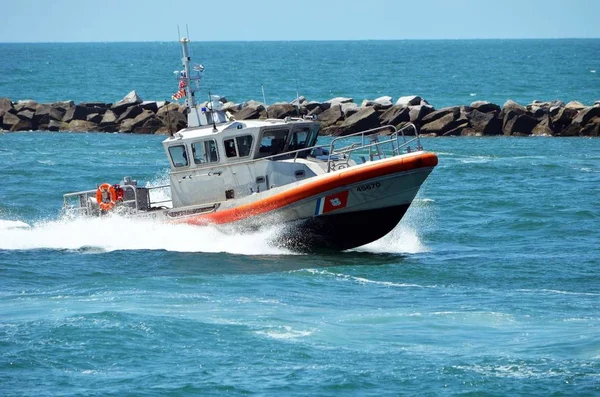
[257,129,289,159]
[236,135,253,157]
[169,145,189,167]
[223,135,253,159]
[224,139,238,158]
[192,139,219,164]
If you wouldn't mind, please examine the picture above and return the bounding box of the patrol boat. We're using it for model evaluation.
[63,37,438,252]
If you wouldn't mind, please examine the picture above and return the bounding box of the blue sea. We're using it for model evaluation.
[1,41,600,396]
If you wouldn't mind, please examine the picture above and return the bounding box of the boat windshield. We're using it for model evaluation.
[169,145,189,167]
[256,128,289,159]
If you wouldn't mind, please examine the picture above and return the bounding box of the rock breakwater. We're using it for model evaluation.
[1,91,599,137]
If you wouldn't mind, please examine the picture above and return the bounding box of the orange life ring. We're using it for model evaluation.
[96,183,117,211]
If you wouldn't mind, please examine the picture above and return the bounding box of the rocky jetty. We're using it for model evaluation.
[1,92,599,137]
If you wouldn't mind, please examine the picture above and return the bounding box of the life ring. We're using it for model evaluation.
[96,183,117,211]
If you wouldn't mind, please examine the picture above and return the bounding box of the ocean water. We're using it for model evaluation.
[1,40,600,395]
[0,39,599,107]
[1,132,599,395]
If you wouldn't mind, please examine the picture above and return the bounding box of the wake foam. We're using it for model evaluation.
[0,215,293,255]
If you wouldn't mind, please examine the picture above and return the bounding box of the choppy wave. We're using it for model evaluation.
[0,215,293,256]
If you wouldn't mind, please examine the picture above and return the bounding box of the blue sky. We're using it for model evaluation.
[1,0,599,42]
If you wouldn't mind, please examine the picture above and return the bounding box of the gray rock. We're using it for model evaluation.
[501,100,527,116]
[235,102,266,120]
[66,120,99,132]
[565,101,585,109]
[572,106,600,125]
[112,90,143,113]
[63,105,96,122]
[116,105,143,123]
[267,103,298,119]
[119,110,156,133]
[467,109,502,135]
[87,113,104,124]
[0,98,13,113]
[580,117,600,136]
[409,104,434,123]
[14,100,39,112]
[325,97,353,105]
[503,113,539,136]
[324,107,380,136]
[421,107,460,125]
[470,101,501,114]
[47,119,61,132]
[17,109,35,121]
[379,105,410,127]
[140,101,159,113]
[52,101,75,111]
[317,104,344,128]
[341,102,359,118]
[531,117,554,136]
[290,96,306,106]
[100,110,118,125]
[395,96,422,107]
[2,112,21,130]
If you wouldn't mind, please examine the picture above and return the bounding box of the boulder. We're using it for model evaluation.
[421,107,460,125]
[267,103,297,119]
[235,102,266,120]
[341,102,359,118]
[49,106,66,121]
[33,104,52,128]
[116,105,143,123]
[470,101,501,114]
[17,109,35,122]
[140,101,159,113]
[119,110,157,133]
[14,100,39,112]
[467,109,502,135]
[63,105,96,122]
[47,119,61,132]
[580,117,600,137]
[409,104,434,123]
[52,101,75,111]
[420,111,468,136]
[325,97,353,105]
[501,100,527,117]
[290,96,306,106]
[87,113,104,124]
[221,102,241,113]
[442,119,469,136]
[10,118,33,132]
[558,123,581,137]
[138,116,165,134]
[112,90,143,113]
[551,107,578,134]
[65,120,99,132]
[0,98,13,113]
[572,106,600,126]
[100,110,118,125]
[379,106,410,127]
[531,117,554,136]
[373,96,393,109]
[503,113,539,135]
[323,107,380,136]
[317,104,344,128]
[395,95,422,107]
[565,101,585,110]
[2,112,20,130]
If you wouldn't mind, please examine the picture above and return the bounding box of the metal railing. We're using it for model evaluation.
[63,183,171,216]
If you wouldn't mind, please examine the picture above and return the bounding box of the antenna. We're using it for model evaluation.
[294,71,301,117]
[186,24,190,41]
[208,91,218,132]
[261,84,267,116]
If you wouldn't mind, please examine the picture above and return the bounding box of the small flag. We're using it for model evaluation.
[171,89,186,100]
[314,190,349,216]
[179,79,187,89]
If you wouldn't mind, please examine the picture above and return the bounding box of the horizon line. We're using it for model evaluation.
[1,37,599,44]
